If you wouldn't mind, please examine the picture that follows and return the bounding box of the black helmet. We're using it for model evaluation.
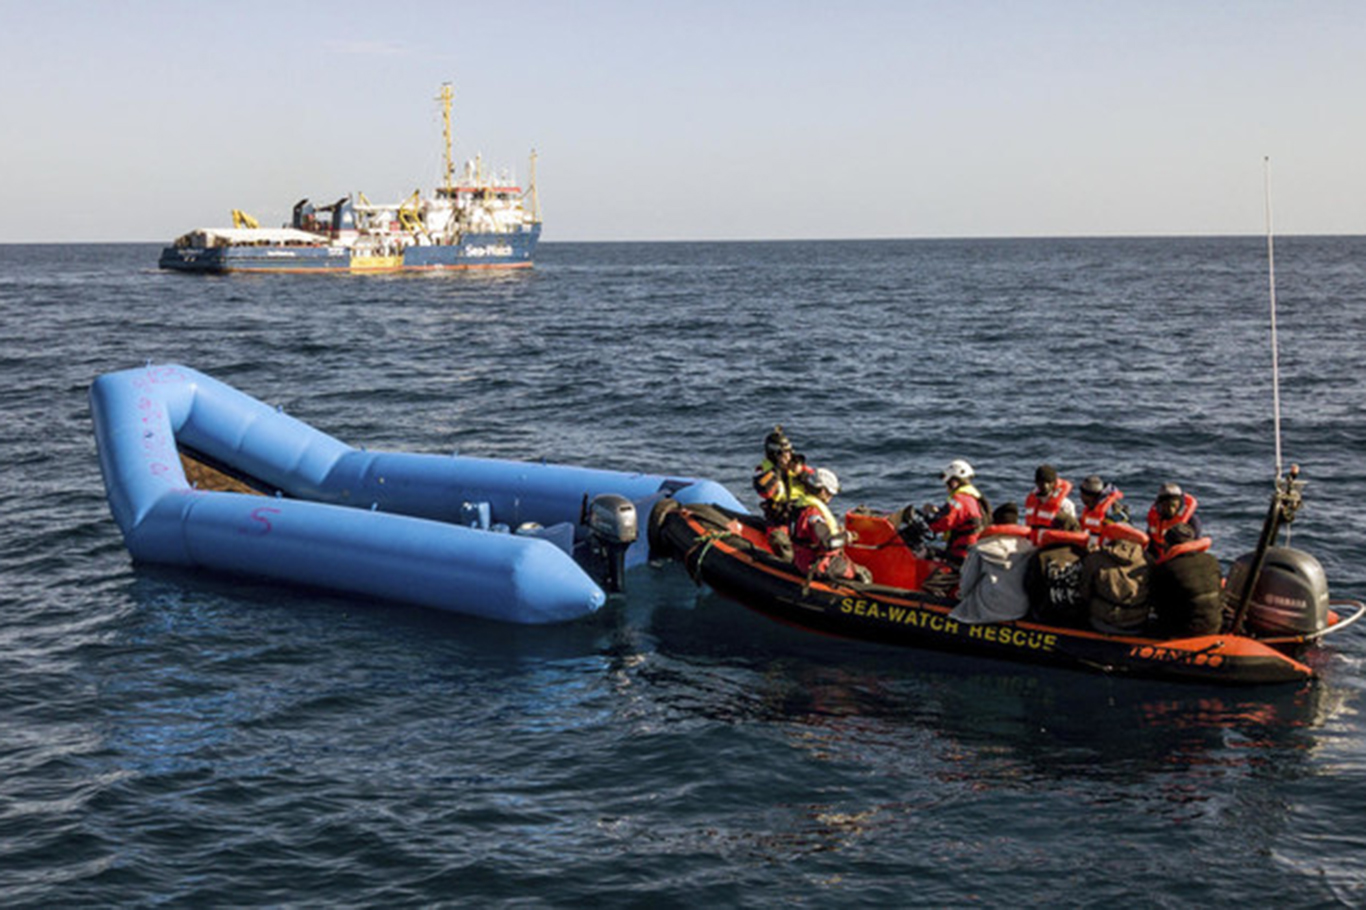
[764,425,793,461]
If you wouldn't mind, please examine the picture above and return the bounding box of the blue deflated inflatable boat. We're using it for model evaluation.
[90,364,743,623]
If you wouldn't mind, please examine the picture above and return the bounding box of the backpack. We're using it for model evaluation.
[1094,540,1149,607]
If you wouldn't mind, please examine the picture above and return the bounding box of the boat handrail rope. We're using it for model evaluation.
[684,528,744,582]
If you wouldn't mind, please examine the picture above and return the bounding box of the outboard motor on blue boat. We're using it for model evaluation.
[1224,547,1330,636]
[584,493,638,593]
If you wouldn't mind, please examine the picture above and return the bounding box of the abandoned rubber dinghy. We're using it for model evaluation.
[91,363,743,624]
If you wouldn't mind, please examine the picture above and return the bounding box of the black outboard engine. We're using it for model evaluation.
[584,493,639,593]
[1224,547,1330,637]
[1226,465,1333,641]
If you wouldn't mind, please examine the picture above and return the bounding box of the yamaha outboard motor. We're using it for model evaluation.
[584,493,638,593]
[1224,547,1330,636]
[1226,465,1331,640]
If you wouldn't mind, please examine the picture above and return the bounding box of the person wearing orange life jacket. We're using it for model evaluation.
[1146,482,1202,560]
[752,425,813,562]
[1025,514,1090,626]
[950,502,1036,624]
[1081,523,1152,634]
[924,459,991,564]
[1023,464,1076,544]
[1149,522,1223,636]
[1078,473,1130,548]
[790,467,870,583]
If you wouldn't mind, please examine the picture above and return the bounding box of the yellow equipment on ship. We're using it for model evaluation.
[397,190,426,238]
[231,210,260,229]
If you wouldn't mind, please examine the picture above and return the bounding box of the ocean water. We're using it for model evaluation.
[3,237,1366,907]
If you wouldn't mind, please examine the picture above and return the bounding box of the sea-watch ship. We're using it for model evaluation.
[159,84,541,273]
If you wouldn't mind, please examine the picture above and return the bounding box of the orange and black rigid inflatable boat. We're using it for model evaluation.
[648,472,1363,686]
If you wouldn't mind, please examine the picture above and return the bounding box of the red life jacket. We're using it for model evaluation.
[1024,478,1073,543]
[929,485,986,562]
[792,498,844,576]
[1039,528,1090,550]
[1081,489,1124,548]
[1157,536,1212,565]
[1100,522,1150,549]
[1147,493,1199,559]
[980,524,1032,541]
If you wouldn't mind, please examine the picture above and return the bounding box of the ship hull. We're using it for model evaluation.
[159,226,540,274]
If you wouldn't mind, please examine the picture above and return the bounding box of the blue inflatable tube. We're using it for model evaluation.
[90,364,744,624]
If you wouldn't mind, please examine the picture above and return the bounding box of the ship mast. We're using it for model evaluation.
[438,83,455,196]
[528,149,541,223]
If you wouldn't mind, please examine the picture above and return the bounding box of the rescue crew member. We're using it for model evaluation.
[950,502,1035,625]
[1023,464,1076,544]
[1146,482,1202,560]
[752,425,813,562]
[790,468,869,583]
[925,459,990,564]
[1149,523,1223,636]
[1078,474,1130,549]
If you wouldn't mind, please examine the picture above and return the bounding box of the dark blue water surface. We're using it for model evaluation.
[3,238,1366,907]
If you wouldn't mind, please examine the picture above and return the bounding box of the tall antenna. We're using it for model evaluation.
[1264,156,1284,477]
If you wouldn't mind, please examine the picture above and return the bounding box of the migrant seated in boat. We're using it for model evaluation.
[1149,522,1223,636]
[1025,514,1090,627]
[949,503,1035,625]
[1023,463,1077,544]
[1083,523,1152,634]
[1146,482,1202,560]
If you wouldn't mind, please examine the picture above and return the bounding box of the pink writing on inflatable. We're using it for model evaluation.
[241,506,281,536]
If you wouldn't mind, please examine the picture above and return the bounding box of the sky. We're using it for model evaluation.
[2,0,1363,243]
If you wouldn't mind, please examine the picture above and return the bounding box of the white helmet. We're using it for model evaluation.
[807,467,841,495]
[940,459,975,483]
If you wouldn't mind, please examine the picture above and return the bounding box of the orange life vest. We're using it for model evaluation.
[980,524,1032,541]
[1100,522,1150,549]
[1081,489,1124,548]
[1147,493,1199,559]
[1156,536,1212,565]
[1039,528,1090,550]
[1024,478,1073,543]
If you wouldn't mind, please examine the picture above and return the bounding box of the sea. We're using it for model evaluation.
[3,237,1366,907]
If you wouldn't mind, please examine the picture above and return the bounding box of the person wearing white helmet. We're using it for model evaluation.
[924,458,990,564]
[790,467,870,582]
